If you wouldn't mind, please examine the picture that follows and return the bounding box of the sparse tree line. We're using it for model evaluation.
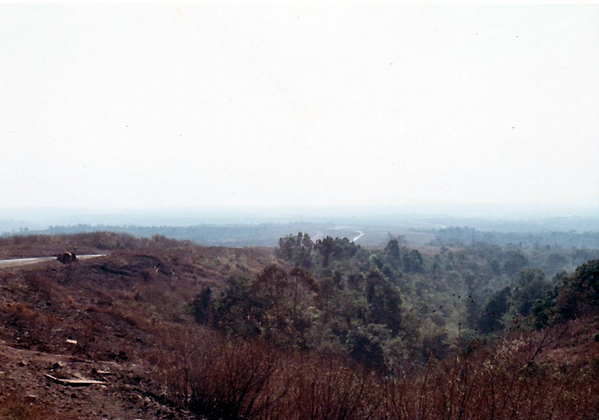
[6,222,599,249]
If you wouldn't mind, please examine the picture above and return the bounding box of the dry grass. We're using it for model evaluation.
[157,322,599,420]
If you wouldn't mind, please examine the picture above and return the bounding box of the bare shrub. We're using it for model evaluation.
[382,327,599,420]
[156,322,599,420]
[160,329,291,420]
[23,271,55,303]
[287,353,383,420]
[4,302,40,329]
[140,268,156,282]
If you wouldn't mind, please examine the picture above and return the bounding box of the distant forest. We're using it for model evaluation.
[4,222,599,250]
[4,223,308,247]
[431,226,599,249]
[3,223,426,248]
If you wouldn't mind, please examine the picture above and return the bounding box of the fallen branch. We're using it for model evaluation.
[527,324,570,366]
[44,373,106,387]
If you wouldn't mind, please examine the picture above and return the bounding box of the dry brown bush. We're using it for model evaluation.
[158,329,290,419]
[157,323,599,420]
[380,327,599,420]
[285,354,383,420]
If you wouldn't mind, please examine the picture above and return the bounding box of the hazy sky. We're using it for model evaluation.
[1,5,598,214]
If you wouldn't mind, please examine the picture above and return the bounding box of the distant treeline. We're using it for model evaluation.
[3,223,325,247]
[5,223,599,249]
[432,226,599,249]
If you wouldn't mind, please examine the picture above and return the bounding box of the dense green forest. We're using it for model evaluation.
[193,232,599,371]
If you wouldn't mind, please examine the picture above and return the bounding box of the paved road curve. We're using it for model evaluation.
[0,254,107,269]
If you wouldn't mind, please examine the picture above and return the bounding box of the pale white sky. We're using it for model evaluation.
[1,4,598,213]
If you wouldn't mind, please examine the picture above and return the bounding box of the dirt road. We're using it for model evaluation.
[0,254,106,268]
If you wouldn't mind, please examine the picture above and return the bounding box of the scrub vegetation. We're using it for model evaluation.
[0,231,598,419]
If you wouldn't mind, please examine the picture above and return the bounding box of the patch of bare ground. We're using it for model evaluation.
[0,342,195,419]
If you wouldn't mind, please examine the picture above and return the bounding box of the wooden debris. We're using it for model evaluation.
[92,368,114,376]
[44,373,106,387]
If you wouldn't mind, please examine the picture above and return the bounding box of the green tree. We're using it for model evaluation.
[193,286,213,325]
[315,236,338,267]
[384,238,401,269]
[213,274,260,337]
[402,249,424,273]
[276,232,314,268]
[556,259,599,316]
[516,268,546,287]
[478,286,511,334]
[533,261,599,325]
[503,251,529,277]
[575,259,599,301]
[365,269,403,336]
[347,323,388,371]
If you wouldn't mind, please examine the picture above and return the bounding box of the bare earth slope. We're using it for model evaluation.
[0,234,275,419]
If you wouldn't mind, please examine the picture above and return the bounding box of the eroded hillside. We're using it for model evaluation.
[0,233,276,419]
